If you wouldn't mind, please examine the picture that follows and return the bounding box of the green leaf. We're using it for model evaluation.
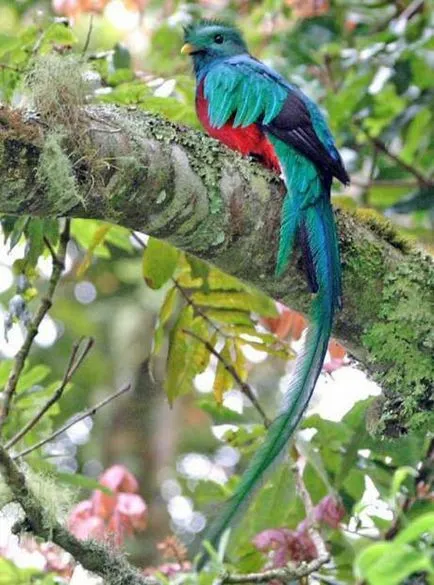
[16,365,51,393]
[390,466,418,500]
[142,238,179,289]
[152,286,179,355]
[6,216,28,250]
[186,254,210,286]
[55,472,113,494]
[71,220,111,259]
[24,218,45,267]
[113,43,132,70]
[213,341,234,403]
[395,513,434,545]
[198,400,245,424]
[0,361,12,386]
[206,309,255,327]
[401,108,431,163]
[164,306,210,403]
[191,291,277,317]
[104,225,134,253]
[77,223,112,277]
[43,23,78,47]
[355,542,432,585]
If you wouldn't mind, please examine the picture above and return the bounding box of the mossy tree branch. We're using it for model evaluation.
[0,103,433,437]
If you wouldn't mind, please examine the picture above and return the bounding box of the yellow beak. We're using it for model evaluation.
[181,43,196,55]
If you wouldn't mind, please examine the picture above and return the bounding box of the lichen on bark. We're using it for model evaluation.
[363,255,434,437]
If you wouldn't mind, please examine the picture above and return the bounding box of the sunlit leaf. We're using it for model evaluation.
[142,238,179,289]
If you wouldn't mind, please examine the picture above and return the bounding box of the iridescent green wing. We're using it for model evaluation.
[203,57,288,129]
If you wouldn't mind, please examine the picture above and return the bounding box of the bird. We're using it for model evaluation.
[181,19,349,565]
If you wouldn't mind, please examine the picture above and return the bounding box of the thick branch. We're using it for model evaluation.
[0,104,433,436]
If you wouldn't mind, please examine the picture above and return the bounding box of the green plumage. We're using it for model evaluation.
[204,62,287,128]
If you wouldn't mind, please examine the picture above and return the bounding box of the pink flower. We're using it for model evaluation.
[67,465,147,547]
[99,464,139,493]
[313,495,345,529]
[116,493,148,530]
[253,528,317,567]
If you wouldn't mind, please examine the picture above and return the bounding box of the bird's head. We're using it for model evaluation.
[181,20,248,74]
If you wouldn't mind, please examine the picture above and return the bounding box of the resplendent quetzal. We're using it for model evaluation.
[181,19,349,560]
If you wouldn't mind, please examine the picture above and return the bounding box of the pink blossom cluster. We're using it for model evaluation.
[253,495,345,567]
[68,464,147,546]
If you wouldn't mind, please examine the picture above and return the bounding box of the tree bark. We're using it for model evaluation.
[0,103,432,436]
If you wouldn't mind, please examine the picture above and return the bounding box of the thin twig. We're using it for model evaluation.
[0,220,70,433]
[312,573,347,585]
[173,277,225,337]
[293,453,330,562]
[0,63,22,73]
[0,443,158,585]
[341,526,379,541]
[354,123,432,188]
[81,14,94,57]
[13,384,131,460]
[5,337,94,450]
[350,178,418,189]
[218,554,329,584]
[183,328,270,427]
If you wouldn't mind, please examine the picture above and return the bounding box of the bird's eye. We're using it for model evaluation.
[214,34,224,44]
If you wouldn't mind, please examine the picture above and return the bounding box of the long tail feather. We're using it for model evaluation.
[196,192,341,568]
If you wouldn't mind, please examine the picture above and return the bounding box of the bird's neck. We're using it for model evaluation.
[192,53,223,80]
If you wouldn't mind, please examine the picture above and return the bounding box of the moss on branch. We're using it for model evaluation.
[0,66,433,437]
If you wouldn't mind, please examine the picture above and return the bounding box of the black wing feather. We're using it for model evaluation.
[263,93,349,185]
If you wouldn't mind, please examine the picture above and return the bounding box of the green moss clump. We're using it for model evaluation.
[363,255,434,437]
[355,208,413,254]
[25,468,76,528]
[36,132,82,213]
[26,54,89,131]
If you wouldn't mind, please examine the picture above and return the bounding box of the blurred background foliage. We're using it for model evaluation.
[0,1,433,584]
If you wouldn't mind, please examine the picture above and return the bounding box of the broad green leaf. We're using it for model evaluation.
[192,291,277,317]
[142,238,179,289]
[104,225,134,253]
[186,254,210,285]
[198,400,245,424]
[206,267,246,291]
[355,542,432,585]
[16,365,51,393]
[24,218,45,267]
[71,220,111,259]
[395,513,434,545]
[6,216,28,250]
[164,306,210,403]
[43,23,78,47]
[206,309,254,327]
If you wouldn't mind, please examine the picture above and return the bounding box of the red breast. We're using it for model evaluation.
[196,81,280,174]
